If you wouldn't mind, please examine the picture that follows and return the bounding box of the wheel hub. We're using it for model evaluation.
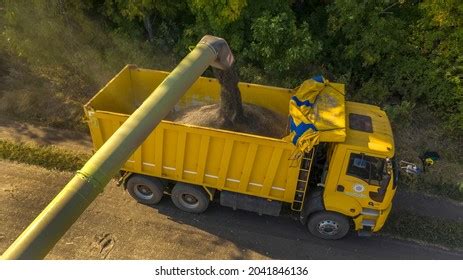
[134,184,154,200]
[182,194,198,204]
[180,194,200,209]
[317,220,339,236]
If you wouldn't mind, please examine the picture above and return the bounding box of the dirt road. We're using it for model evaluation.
[0,160,461,260]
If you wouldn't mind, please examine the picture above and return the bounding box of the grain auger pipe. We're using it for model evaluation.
[1,35,234,260]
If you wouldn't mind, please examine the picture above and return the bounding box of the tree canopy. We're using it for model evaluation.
[2,0,462,135]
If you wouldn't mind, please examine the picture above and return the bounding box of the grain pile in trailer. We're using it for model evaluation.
[167,67,287,138]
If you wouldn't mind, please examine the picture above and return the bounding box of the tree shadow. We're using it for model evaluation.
[0,117,92,151]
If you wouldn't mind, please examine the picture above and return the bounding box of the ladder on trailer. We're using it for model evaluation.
[291,148,315,211]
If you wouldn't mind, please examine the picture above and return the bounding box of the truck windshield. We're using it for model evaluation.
[346,153,391,202]
[346,153,389,186]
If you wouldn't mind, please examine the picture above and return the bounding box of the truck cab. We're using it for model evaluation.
[312,101,396,237]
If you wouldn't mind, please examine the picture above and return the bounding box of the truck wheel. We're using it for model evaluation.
[126,175,165,205]
[307,211,350,240]
[171,183,209,214]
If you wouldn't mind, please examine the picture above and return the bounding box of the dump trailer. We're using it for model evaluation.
[84,65,397,240]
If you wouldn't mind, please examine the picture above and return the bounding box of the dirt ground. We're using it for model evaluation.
[1,160,462,260]
[0,116,92,153]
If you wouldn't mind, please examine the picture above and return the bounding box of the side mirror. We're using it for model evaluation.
[385,158,393,175]
[379,158,393,188]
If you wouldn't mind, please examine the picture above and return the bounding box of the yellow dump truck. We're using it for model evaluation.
[84,65,397,240]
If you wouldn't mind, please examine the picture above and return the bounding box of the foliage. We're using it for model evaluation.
[0,0,174,129]
[0,140,89,172]
[101,0,187,50]
[189,0,247,30]
[384,210,463,249]
[317,0,461,134]
[244,12,321,87]
[384,101,415,125]
[1,0,462,133]
[417,0,463,133]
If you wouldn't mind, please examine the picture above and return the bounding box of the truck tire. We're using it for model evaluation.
[171,183,209,214]
[126,175,165,205]
[307,211,350,240]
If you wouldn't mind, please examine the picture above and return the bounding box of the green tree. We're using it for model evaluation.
[103,0,187,48]
[324,1,415,101]
[189,0,247,31]
[417,0,463,133]
[243,12,321,87]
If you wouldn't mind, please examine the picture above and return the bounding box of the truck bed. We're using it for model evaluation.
[85,65,301,203]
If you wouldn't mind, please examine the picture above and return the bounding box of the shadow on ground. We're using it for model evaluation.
[0,117,92,152]
[145,197,463,260]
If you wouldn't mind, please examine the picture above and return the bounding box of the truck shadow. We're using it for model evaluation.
[144,199,455,260]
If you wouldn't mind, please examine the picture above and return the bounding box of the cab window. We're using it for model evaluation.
[346,153,385,186]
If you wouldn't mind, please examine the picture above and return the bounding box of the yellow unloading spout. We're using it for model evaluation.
[1,35,234,260]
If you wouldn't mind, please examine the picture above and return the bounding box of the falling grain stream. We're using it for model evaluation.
[167,67,287,138]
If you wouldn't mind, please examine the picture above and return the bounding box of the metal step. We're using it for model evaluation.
[362,219,376,228]
[361,208,380,217]
[358,230,372,237]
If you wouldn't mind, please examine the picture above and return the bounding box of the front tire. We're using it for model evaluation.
[171,183,209,214]
[126,175,165,205]
[307,211,350,240]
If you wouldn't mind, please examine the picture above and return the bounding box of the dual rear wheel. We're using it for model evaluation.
[170,183,209,213]
[125,175,209,214]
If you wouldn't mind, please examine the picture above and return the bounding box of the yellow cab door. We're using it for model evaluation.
[337,150,391,210]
